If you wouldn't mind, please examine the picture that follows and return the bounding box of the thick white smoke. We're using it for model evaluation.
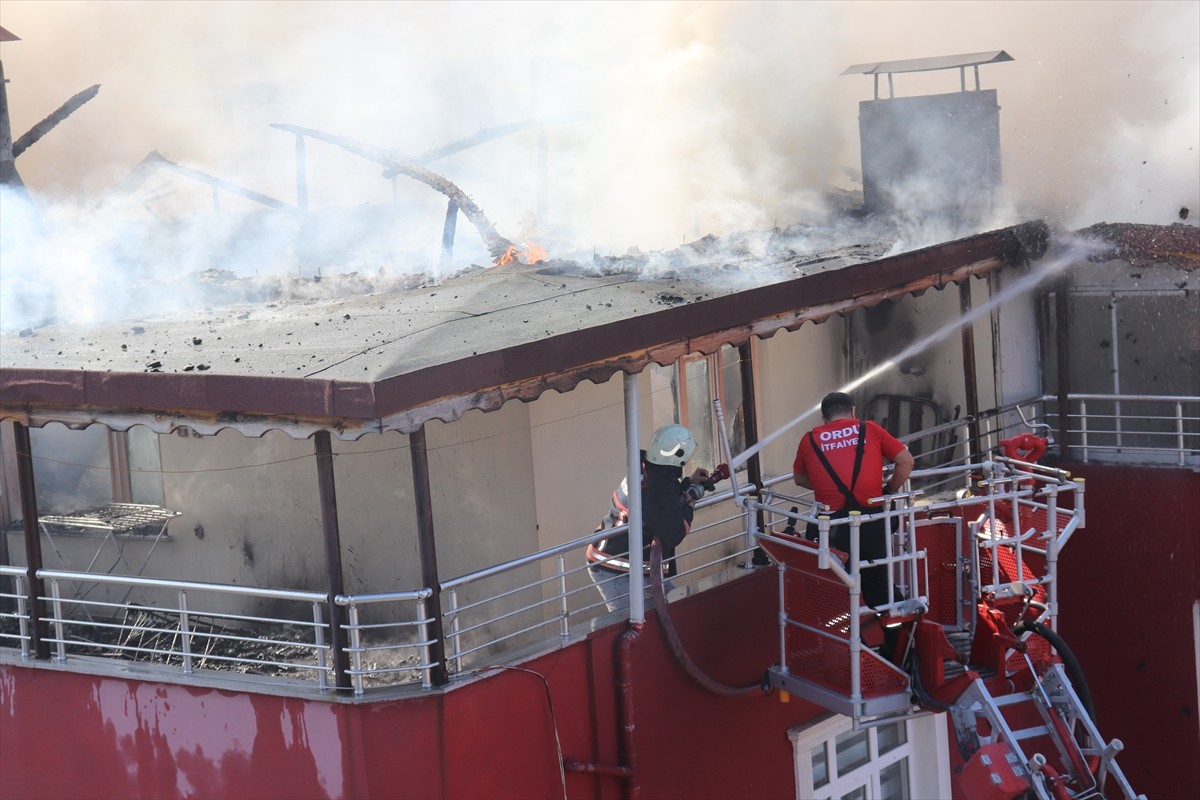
[0,0,1196,332]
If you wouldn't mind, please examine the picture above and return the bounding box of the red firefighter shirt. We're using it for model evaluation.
[793,419,907,511]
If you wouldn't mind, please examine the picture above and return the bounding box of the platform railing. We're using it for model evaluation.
[436,485,751,678]
[28,570,335,687]
[1039,393,1200,466]
[749,458,1084,723]
[0,395,1187,697]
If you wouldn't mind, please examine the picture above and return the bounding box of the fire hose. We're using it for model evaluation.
[648,539,761,698]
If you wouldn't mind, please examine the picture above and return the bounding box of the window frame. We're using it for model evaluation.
[788,713,951,800]
[673,342,755,471]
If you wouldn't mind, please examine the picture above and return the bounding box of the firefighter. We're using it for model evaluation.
[586,424,726,614]
[793,391,914,609]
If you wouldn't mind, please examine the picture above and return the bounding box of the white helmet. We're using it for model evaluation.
[647,424,696,467]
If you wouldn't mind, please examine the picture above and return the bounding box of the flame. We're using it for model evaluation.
[525,243,547,264]
[494,245,520,266]
[492,242,548,266]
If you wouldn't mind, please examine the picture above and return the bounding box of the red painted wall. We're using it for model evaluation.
[4,467,1193,799]
[1,569,824,800]
[1056,464,1200,800]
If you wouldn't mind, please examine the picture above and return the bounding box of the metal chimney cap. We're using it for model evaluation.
[842,50,1013,76]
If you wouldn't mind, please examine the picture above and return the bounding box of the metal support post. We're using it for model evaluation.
[737,342,770,566]
[410,425,451,686]
[13,422,49,659]
[960,280,982,462]
[623,373,645,623]
[314,431,352,690]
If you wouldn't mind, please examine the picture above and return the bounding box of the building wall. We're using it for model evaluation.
[1056,464,1200,800]
[0,568,828,800]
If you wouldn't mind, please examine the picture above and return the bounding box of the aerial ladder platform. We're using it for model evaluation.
[748,435,1144,800]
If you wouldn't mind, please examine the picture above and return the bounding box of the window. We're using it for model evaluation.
[652,344,751,471]
[789,714,950,800]
[1,422,164,520]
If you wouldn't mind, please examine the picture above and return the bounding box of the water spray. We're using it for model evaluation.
[729,238,1093,470]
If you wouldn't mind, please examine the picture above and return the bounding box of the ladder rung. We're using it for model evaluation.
[1010,725,1051,741]
[991,693,1033,707]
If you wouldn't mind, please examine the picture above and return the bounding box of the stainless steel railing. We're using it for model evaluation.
[0,394,1192,697]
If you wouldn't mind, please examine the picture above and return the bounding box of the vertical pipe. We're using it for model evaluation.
[847,512,863,718]
[623,373,645,623]
[557,554,570,642]
[447,588,461,673]
[777,562,787,670]
[410,425,451,686]
[737,343,770,566]
[13,423,49,660]
[50,578,65,662]
[1045,486,1060,628]
[440,200,459,270]
[616,621,644,799]
[294,134,308,211]
[887,72,894,99]
[1080,401,1090,463]
[1110,297,1123,448]
[1177,401,1186,467]
[313,602,328,691]
[314,430,351,690]
[349,603,364,696]
[418,597,433,690]
[179,589,193,674]
[960,66,966,92]
[1055,280,1072,459]
[959,280,982,462]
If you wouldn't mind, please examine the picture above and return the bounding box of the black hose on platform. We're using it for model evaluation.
[1014,620,1096,723]
[649,540,761,698]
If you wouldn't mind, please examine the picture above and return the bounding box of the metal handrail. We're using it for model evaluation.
[0,394,1188,697]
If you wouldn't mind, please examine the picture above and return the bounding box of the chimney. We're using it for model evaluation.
[843,50,1013,227]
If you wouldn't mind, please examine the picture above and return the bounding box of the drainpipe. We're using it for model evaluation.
[314,431,351,689]
[737,342,769,566]
[410,425,450,686]
[564,375,645,796]
[1055,278,1071,460]
[616,621,644,799]
[959,280,982,462]
[621,372,644,796]
[13,423,49,659]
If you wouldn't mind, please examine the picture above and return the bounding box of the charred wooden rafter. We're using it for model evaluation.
[271,123,515,260]
[12,84,100,159]
[99,150,298,213]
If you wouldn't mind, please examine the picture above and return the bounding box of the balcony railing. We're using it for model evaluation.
[1,394,1193,697]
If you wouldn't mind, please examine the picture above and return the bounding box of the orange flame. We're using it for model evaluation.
[525,243,547,264]
[492,242,548,266]
[494,245,520,266]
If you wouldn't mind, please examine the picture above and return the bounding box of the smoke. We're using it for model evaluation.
[0,1,1196,332]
